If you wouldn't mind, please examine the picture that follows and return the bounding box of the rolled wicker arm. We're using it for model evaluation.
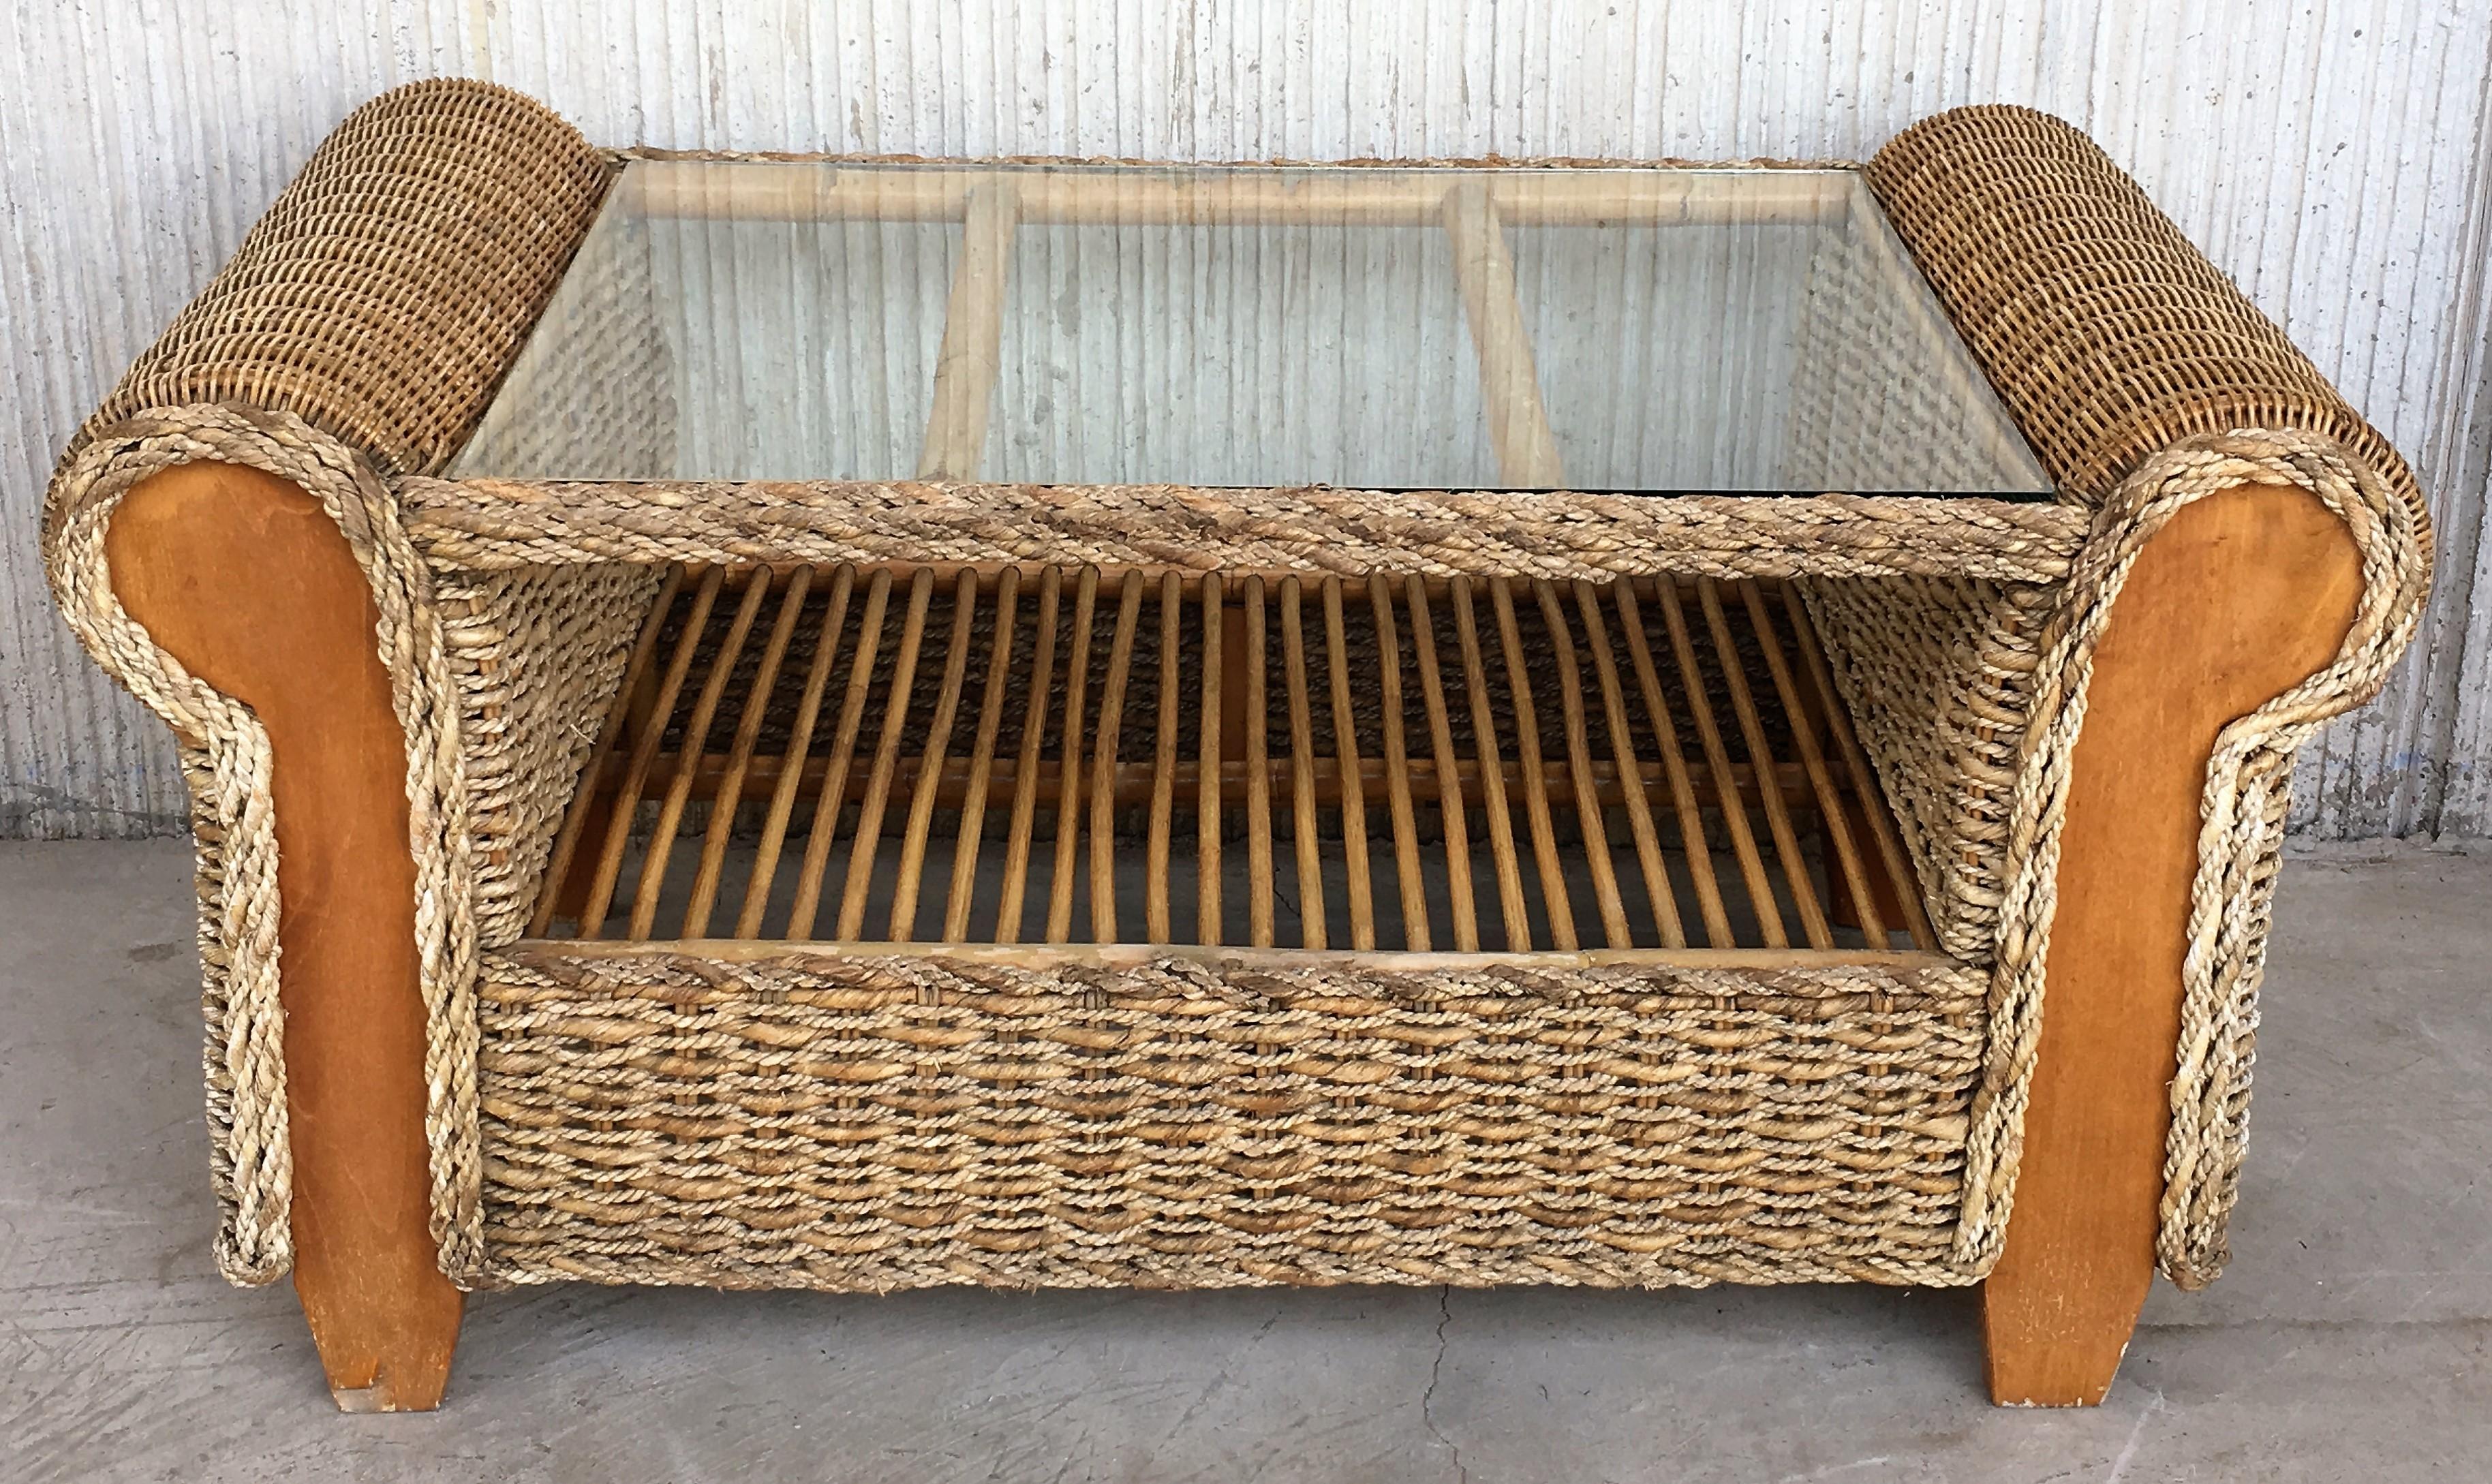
[41,80,607,1406]
[1868,107,2430,526]
[1858,107,2433,1399]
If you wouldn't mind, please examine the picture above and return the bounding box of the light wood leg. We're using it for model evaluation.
[107,461,463,1412]
[1982,484,2363,1406]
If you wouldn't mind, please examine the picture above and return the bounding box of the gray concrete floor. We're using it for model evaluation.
[3,839,2485,1482]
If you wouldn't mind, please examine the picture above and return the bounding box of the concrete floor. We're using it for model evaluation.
[2,840,2484,1482]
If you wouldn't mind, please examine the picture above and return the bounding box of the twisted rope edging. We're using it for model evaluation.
[397,478,2091,585]
[1951,429,2429,1280]
[44,405,487,1284]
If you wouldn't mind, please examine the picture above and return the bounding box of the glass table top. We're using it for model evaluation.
[452,158,2052,497]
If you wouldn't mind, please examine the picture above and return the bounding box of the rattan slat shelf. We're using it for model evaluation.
[529,564,1934,959]
[42,80,2431,1410]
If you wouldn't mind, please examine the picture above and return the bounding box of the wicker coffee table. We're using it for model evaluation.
[45,80,2429,1411]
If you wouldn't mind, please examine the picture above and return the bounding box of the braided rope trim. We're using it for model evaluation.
[47,448,290,1284]
[397,477,2091,584]
[44,405,487,1284]
[1952,429,2429,1278]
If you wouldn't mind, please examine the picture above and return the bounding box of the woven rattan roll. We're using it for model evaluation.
[53,79,607,506]
[1867,104,2429,555]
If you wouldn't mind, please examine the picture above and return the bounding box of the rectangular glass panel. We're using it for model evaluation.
[452,158,2052,497]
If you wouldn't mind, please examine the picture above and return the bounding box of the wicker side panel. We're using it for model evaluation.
[437,565,664,949]
[472,947,1989,1291]
[1865,105,2429,551]
[53,78,609,510]
[1797,577,2052,965]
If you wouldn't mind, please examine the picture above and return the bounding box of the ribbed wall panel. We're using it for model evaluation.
[5,0,2486,837]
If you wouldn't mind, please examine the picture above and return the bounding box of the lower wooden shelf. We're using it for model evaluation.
[531,562,1935,959]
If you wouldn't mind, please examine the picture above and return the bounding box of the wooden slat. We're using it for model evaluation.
[1490,578,1578,950]
[1567,578,1682,946]
[578,566,725,938]
[1044,566,1102,944]
[1740,581,1884,942]
[1244,576,1275,948]
[683,566,813,937]
[1370,574,1430,951]
[834,568,937,941]
[737,565,855,938]
[994,566,1062,944]
[1534,580,1631,947]
[1695,578,1832,949]
[1450,576,1534,950]
[1779,585,1938,950]
[1280,578,1328,949]
[558,563,1926,965]
[1147,571,1183,944]
[1322,578,1377,950]
[1088,572,1146,943]
[1196,573,1225,946]
[1406,576,1477,951]
[1615,579,1730,946]
[887,569,978,940]
[944,567,1019,942]
[784,568,895,939]
[530,564,684,936]
[917,183,1019,479]
[1648,576,1782,947]
[1443,182,1565,487]
[628,563,769,940]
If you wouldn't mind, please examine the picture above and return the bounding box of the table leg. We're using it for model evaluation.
[1982,483,2362,1406]
[106,461,463,1412]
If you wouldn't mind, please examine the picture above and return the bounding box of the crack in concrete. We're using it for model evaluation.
[0,780,187,839]
[1421,1284,1467,1484]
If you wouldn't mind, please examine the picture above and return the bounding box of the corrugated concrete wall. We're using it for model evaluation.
[6,0,2489,837]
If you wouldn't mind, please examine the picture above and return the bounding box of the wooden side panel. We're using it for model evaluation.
[105,461,461,1413]
[1984,484,2363,1406]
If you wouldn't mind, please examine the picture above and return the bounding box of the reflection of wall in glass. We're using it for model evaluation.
[454,161,2047,495]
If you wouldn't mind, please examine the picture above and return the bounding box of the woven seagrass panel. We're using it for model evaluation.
[472,948,1988,1290]
[454,206,678,480]
[1798,575,2055,964]
[436,563,669,949]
